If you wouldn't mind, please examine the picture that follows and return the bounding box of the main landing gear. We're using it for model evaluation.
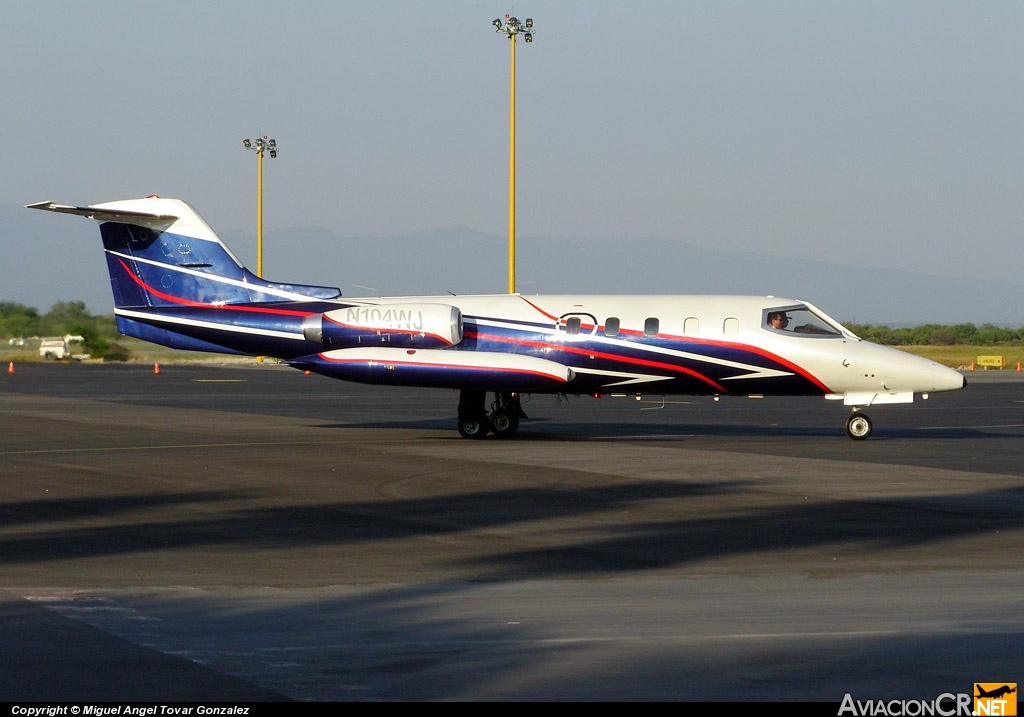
[457,390,525,439]
[845,411,873,440]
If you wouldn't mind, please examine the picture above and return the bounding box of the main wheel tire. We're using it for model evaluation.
[458,415,490,439]
[845,413,873,440]
[490,410,520,438]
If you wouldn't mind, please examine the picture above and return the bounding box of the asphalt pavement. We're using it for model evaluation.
[1,362,1022,701]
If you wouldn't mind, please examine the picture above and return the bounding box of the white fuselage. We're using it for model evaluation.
[334,292,965,403]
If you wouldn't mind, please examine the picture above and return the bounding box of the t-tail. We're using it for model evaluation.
[26,197,342,357]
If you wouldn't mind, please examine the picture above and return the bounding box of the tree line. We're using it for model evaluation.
[0,300,127,359]
[843,323,1024,346]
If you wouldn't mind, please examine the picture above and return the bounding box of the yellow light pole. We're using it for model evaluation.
[243,136,277,364]
[492,15,534,294]
[242,136,278,279]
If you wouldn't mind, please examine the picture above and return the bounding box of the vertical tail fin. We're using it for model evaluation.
[27,197,342,356]
[27,198,341,308]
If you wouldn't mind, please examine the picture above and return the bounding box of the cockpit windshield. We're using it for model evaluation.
[764,305,843,337]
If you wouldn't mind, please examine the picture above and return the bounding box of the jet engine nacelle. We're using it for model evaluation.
[302,303,463,349]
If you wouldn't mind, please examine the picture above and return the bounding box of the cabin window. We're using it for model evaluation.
[764,306,842,337]
[684,317,699,336]
[560,313,598,337]
[644,317,659,337]
[604,317,620,337]
[723,317,739,336]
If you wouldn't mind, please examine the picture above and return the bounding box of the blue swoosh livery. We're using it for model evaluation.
[27,197,966,440]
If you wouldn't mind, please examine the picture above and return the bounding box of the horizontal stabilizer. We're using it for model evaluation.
[26,201,178,226]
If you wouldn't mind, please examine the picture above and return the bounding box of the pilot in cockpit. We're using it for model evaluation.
[767,311,790,330]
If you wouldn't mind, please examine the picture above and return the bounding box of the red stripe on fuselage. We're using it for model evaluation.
[635,329,833,393]
[512,298,830,392]
[518,297,561,322]
[117,259,317,317]
[467,330,729,393]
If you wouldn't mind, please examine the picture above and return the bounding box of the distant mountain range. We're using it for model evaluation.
[3,204,1022,326]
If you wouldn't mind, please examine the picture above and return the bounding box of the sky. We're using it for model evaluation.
[4,1,1024,303]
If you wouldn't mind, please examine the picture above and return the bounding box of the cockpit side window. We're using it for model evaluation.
[764,306,842,337]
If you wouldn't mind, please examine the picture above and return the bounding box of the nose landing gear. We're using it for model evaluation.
[845,411,873,440]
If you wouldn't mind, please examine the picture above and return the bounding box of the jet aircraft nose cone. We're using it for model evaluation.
[929,361,968,393]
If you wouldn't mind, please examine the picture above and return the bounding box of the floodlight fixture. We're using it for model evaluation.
[493,14,536,41]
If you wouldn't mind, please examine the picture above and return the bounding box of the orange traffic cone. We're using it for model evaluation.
[969,362,975,371]
[1017,361,1022,372]
[7,361,13,374]
[153,363,161,375]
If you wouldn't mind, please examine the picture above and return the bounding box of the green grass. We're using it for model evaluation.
[897,345,1024,370]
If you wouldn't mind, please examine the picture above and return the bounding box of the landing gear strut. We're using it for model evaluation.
[457,390,525,439]
[845,411,873,440]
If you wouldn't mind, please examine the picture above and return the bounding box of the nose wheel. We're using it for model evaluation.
[845,412,873,440]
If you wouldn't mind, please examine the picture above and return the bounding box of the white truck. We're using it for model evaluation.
[39,338,70,360]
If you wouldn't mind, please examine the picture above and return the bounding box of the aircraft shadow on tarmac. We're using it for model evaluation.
[311,416,994,441]
[5,444,1023,699]
[3,481,1022,577]
[452,485,1024,577]
[0,490,252,530]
